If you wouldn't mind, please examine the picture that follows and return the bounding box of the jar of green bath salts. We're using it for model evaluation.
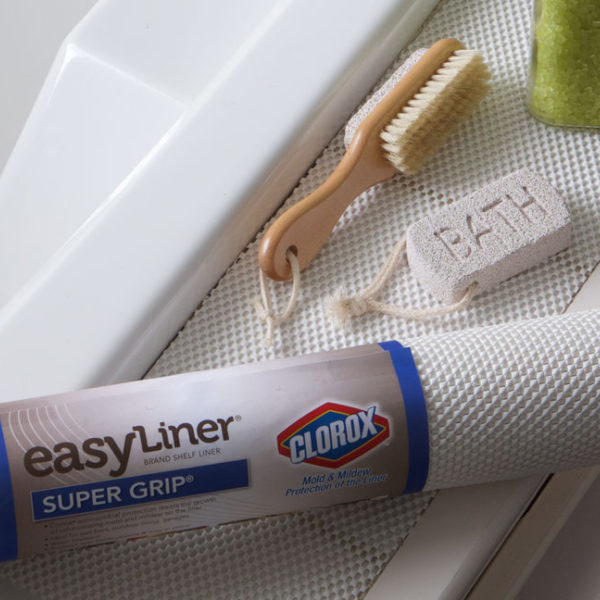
[528,0,600,127]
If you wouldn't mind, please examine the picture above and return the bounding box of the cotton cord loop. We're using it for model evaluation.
[253,249,301,346]
[324,235,477,328]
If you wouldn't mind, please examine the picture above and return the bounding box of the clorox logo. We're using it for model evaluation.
[277,403,390,468]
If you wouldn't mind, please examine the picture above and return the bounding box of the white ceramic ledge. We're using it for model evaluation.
[0,0,439,402]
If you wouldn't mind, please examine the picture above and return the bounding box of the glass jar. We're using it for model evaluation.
[528,0,600,127]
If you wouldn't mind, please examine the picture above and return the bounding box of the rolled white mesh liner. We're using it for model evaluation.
[408,309,600,490]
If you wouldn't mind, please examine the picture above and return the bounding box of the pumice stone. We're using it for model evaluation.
[406,169,572,303]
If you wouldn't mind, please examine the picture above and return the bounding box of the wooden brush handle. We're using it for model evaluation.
[258,134,395,280]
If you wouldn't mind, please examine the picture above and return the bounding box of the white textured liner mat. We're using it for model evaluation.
[3,0,600,597]
[416,311,600,490]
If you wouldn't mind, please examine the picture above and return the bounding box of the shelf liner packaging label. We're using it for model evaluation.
[0,343,427,561]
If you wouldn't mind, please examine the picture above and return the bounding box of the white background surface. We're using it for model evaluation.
[0,0,442,405]
[0,0,98,171]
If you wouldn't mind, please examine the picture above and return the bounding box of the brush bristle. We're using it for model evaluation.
[380,49,490,175]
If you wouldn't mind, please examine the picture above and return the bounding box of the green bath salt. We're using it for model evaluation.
[529,0,600,127]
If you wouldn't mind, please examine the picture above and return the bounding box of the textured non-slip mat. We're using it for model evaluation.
[414,311,600,490]
[3,0,600,597]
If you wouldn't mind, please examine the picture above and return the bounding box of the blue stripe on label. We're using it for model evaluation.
[379,341,429,494]
[31,459,248,521]
[378,341,404,353]
[0,423,18,561]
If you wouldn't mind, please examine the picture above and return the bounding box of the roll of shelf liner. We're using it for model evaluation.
[409,309,600,490]
[0,309,597,562]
